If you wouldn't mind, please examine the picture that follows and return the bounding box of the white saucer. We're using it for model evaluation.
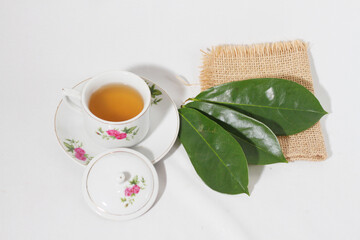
[54,77,179,166]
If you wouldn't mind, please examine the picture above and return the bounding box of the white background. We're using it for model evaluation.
[1,0,359,239]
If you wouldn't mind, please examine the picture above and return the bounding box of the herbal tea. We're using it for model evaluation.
[88,83,144,121]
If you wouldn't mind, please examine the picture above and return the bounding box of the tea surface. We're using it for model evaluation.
[89,83,144,121]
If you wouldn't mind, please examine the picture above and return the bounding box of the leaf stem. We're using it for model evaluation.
[181,98,196,108]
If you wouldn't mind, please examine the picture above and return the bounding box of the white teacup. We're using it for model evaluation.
[63,71,151,148]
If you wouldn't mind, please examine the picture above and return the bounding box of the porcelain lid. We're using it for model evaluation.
[82,148,159,220]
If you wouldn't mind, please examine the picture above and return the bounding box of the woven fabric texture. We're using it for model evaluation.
[200,40,327,161]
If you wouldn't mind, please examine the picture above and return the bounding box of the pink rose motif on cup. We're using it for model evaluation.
[96,127,138,141]
[106,129,120,137]
[116,133,127,140]
[63,139,93,164]
[120,176,146,208]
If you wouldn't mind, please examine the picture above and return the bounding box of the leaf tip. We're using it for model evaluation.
[281,156,288,163]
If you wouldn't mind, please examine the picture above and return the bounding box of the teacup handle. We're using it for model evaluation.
[62,88,82,112]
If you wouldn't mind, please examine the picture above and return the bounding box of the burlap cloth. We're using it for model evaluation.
[200,40,327,161]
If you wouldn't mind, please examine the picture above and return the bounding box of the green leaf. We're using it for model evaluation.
[185,101,287,165]
[149,84,155,92]
[98,127,104,133]
[178,108,249,195]
[129,175,139,185]
[152,89,162,96]
[63,142,71,148]
[153,98,162,105]
[127,126,137,134]
[63,142,74,152]
[195,78,327,135]
[133,128,139,136]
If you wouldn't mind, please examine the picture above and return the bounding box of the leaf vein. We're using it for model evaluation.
[200,100,326,114]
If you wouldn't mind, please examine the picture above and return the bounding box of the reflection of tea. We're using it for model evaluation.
[89,83,144,122]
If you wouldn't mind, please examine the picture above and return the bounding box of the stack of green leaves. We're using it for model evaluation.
[178,78,327,195]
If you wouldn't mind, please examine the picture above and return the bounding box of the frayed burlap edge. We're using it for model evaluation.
[199,40,327,162]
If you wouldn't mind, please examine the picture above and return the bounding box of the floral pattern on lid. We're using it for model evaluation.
[121,175,147,207]
[82,149,159,220]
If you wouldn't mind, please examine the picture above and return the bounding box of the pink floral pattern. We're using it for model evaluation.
[125,187,133,197]
[124,184,141,197]
[106,129,127,139]
[120,175,146,207]
[96,127,138,141]
[74,147,85,155]
[132,184,140,194]
[63,139,93,163]
[75,152,86,161]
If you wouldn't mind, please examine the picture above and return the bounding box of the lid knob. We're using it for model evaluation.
[117,172,126,184]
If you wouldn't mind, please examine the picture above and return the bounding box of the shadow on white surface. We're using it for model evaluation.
[248,165,264,194]
[308,51,332,158]
[153,161,167,208]
[127,64,186,108]
[160,138,181,162]
[151,140,181,207]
